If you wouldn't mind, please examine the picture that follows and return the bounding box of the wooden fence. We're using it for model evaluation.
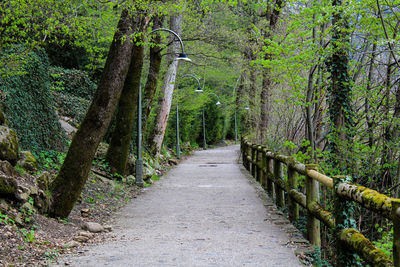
[241,138,400,266]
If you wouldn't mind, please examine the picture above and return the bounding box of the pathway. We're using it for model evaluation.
[59,145,305,266]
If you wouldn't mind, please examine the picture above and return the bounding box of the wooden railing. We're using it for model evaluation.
[241,138,400,266]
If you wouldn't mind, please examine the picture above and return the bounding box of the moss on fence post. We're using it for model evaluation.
[274,159,284,208]
[392,199,400,267]
[334,175,360,266]
[306,164,320,248]
[288,166,299,221]
[256,146,262,183]
[261,146,268,189]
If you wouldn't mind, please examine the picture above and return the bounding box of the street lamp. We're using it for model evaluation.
[136,28,191,187]
[176,74,202,159]
[234,99,249,143]
[198,91,222,150]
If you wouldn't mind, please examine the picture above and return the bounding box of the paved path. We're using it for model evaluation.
[60,145,304,266]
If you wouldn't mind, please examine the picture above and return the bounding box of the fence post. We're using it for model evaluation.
[251,144,257,178]
[287,166,299,221]
[392,199,400,267]
[306,164,320,248]
[243,141,248,170]
[261,146,267,189]
[273,159,284,208]
[333,175,358,266]
[266,155,274,196]
[256,146,262,183]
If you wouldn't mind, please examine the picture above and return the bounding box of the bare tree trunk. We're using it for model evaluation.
[49,9,140,218]
[149,14,182,156]
[105,17,147,175]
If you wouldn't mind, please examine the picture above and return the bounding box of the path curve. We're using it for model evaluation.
[59,145,303,266]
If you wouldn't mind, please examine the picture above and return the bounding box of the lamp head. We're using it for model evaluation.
[245,106,249,110]
[216,101,221,105]
[195,87,203,93]
[177,52,192,62]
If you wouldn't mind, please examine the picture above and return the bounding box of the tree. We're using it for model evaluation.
[48,8,146,218]
[149,13,184,156]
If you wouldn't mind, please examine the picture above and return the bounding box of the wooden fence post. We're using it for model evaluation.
[266,155,274,196]
[392,199,400,267]
[261,147,267,189]
[256,146,262,183]
[251,144,257,177]
[273,159,284,208]
[287,166,299,221]
[306,164,320,248]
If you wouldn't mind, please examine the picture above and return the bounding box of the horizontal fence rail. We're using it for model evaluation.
[241,138,399,267]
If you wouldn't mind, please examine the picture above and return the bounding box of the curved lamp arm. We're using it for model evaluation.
[150,28,191,62]
[181,74,202,92]
[207,92,221,105]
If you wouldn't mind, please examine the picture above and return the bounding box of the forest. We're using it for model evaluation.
[0,0,400,265]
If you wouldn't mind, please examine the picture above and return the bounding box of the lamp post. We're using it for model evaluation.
[176,74,202,159]
[136,28,191,187]
[234,100,249,143]
[199,91,221,150]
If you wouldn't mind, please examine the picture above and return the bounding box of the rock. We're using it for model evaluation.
[65,241,80,248]
[0,161,18,177]
[143,164,155,180]
[95,142,109,159]
[35,171,53,191]
[103,225,112,232]
[59,119,77,139]
[0,126,19,165]
[144,178,153,185]
[17,151,38,172]
[73,235,89,243]
[80,208,90,217]
[20,202,35,213]
[78,231,94,238]
[126,154,136,175]
[0,200,9,212]
[0,174,17,195]
[168,158,179,165]
[82,222,104,233]
[14,213,24,226]
[126,175,135,184]
[15,191,29,202]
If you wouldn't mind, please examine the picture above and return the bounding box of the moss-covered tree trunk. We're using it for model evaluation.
[149,14,183,156]
[48,9,142,218]
[326,0,353,172]
[258,0,283,143]
[105,17,147,175]
[142,15,163,137]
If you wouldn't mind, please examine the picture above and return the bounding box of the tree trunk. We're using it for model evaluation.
[149,14,182,156]
[142,16,163,137]
[48,10,141,218]
[105,17,147,175]
[258,0,283,143]
[326,0,353,171]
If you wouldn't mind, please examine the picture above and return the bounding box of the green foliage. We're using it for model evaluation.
[0,210,15,225]
[0,45,67,153]
[373,224,393,258]
[20,228,36,243]
[36,150,65,171]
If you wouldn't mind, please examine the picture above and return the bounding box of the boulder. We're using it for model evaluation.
[17,151,38,172]
[82,222,104,233]
[143,164,156,180]
[73,235,89,243]
[59,119,77,139]
[0,175,17,195]
[168,158,179,165]
[0,126,18,165]
[0,161,17,177]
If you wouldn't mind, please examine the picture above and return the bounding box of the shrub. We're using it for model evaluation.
[0,45,67,153]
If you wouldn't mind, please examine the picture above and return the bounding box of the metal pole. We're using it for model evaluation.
[176,105,180,159]
[234,108,238,143]
[202,107,206,149]
[136,83,144,187]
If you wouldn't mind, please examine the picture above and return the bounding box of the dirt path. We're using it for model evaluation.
[58,145,304,266]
